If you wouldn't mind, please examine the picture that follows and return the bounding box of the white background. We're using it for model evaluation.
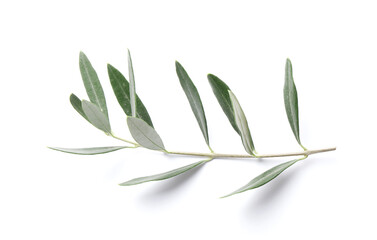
[0,0,375,239]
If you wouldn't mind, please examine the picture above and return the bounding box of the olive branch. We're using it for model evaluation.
[49,50,336,198]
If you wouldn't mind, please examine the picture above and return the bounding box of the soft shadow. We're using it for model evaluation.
[104,158,127,180]
[138,163,207,204]
[241,160,313,224]
[216,157,299,167]
[213,157,275,169]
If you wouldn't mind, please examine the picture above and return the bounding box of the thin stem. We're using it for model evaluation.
[298,155,309,161]
[166,147,336,159]
[128,145,140,149]
[110,133,335,160]
[207,145,215,153]
[110,133,139,147]
[299,143,308,151]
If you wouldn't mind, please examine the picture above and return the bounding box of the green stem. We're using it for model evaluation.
[299,143,308,151]
[110,133,139,147]
[110,133,335,160]
[207,145,215,153]
[166,147,335,159]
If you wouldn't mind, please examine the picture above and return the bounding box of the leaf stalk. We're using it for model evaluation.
[110,133,139,147]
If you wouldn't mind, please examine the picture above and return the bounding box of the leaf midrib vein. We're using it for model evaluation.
[83,60,103,113]
[86,103,110,132]
[130,119,162,150]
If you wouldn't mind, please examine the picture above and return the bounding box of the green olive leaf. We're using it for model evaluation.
[221,159,301,198]
[229,91,255,155]
[207,74,240,134]
[48,146,128,155]
[284,59,305,149]
[127,117,165,151]
[128,49,136,117]
[176,61,210,146]
[79,52,108,119]
[69,93,89,122]
[119,159,210,186]
[82,100,111,134]
[107,64,154,127]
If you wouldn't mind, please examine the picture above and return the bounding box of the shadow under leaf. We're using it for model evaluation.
[240,160,312,225]
[137,163,207,204]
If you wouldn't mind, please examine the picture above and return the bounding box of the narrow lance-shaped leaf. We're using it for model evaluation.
[207,74,240,134]
[79,52,109,119]
[176,61,210,146]
[229,91,255,155]
[284,58,304,149]
[127,117,165,151]
[107,64,154,127]
[119,159,210,186]
[82,100,111,134]
[48,146,128,155]
[70,93,89,122]
[221,159,301,198]
[128,49,136,117]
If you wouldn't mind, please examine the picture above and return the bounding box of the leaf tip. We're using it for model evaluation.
[79,51,86,59]
[286,58,292,69]
[119,181,131,186]
[47,146,60,153]
[219,193,233,199]
[207,74,220,84]
[207,74,216,85]
[107,63,116,73]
